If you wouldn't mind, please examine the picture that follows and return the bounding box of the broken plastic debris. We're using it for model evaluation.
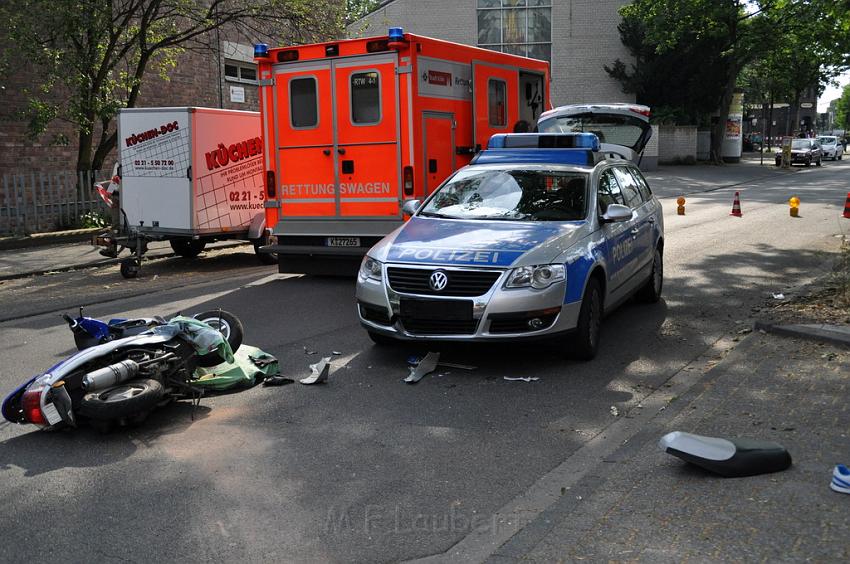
[772,293,785,300]
[263,376,295,387]
[503,376,539,382]
[438,362,477,371]
[610,406,620,417]
[331,351,342,355]
[303,345,317,355]
[405,351,440,384]
[300,357,331,385]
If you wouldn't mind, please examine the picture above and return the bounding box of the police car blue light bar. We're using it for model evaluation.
[254,43,269,58]
[487,133,600,151]
[473,133,601,166]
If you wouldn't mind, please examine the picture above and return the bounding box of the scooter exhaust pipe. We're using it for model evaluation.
[81,360,140,391]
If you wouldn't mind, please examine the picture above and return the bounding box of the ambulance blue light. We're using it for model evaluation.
[254,43,269,58]
[388,27,404,42]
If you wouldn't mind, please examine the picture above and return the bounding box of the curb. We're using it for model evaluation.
[0,240,250,281]
[753,320,850,348]
[0,228,101,251]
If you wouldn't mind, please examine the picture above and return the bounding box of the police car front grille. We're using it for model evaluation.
[387,268,501,297]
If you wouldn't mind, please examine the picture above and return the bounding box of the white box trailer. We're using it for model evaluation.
[102,107,274,277]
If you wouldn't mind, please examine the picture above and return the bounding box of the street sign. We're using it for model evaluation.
[801,102,813,108]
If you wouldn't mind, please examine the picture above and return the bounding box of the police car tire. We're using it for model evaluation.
[572,278,602,361]
[637,247,663,303]
[367,331,395,346]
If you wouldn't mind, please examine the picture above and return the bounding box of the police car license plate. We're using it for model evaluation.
[326,237,360,247]
[400,299,472,321]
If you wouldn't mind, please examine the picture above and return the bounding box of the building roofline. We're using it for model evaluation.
[350,0,399,26]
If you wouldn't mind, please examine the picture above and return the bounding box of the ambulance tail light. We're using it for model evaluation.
[266,171,276,198]
[277,50,299,63]
[403,166,414,196]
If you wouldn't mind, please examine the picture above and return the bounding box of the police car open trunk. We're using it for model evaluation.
[255,30,550,275]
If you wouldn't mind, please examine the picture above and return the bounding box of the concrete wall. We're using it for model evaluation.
[658,125,697,164]
[349,0,635,108]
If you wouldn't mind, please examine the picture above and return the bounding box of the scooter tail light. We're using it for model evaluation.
[21,387,46,425]
[403,166,414,196]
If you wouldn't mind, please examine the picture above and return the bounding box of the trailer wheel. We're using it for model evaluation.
[120,258,140,279]
[170,238,207,258]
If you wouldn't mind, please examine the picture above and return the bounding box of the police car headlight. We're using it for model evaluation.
[359,256,383,281]
[506,264,565,289]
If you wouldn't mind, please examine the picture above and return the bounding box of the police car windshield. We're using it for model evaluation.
[420,169,587,221]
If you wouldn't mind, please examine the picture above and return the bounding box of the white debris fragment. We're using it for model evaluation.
[405,351,440,384]
[772,293,785,300]
[300,357,331,385]
[503,377,539,382]
[331,351,342,355]
[610,406,620,417]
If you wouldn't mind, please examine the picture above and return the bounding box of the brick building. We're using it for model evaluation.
[348,0,634,108]
[0,36,263,176]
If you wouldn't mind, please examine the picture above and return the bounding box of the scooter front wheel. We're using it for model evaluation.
[193,310,244,355]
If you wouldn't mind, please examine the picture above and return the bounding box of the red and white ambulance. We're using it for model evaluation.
[254,28,550,274]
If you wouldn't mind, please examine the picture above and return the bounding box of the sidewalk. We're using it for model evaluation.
[486,330,850,562]
[0,239,248,280]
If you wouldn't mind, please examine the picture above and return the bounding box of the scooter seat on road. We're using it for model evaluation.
[660,431,792,477]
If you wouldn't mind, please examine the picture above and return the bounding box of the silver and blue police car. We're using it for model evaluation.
[355,133,663,359]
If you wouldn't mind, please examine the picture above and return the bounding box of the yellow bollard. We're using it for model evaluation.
[677,196,686,216]
[789,196,800,217]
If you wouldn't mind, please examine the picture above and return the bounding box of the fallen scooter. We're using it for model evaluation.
[2,311,245,433]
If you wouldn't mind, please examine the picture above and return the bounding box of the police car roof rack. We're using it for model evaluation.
[472,133,602,167]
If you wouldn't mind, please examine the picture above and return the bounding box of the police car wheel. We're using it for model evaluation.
[637,247,663,303]
[572,278,602,361]
[367,331,395,346]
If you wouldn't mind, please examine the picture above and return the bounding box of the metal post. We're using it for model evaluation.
[30,171,38,232]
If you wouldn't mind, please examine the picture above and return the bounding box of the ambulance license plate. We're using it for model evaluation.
[326,237,360,247]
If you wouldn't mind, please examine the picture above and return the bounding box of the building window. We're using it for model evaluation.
[290,77,318,129]
[224,61,258,84]
[488,79,507,127]
[477,0,552,63]
[351,71,381,125]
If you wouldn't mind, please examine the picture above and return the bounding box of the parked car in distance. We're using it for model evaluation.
[817,136,843,161]
[775,138,823,167]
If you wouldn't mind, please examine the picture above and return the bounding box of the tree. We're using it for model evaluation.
[0,0,343,173]
[345,0,380,24]
[836,85,850,132]
[609,0,850,162]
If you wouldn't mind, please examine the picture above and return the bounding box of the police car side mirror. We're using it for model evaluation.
[402,199,421,216]
[601,204,633,223]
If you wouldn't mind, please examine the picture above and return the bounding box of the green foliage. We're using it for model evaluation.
[346,0,380,24]
[608,0,850,159]
[0,0,344,172]
[79,210,110,229]
[836,84,850,130]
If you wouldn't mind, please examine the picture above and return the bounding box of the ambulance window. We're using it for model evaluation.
[488,79,507,127]
[351,71,381,125]
[290,77,318,129]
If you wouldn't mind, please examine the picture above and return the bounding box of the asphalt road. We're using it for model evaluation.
[0,160,848,563]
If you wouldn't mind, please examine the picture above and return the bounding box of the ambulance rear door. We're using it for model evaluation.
[472,62,520,148]
[272,53,401,222]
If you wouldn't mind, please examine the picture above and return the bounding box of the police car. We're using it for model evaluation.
[355,133,664,359]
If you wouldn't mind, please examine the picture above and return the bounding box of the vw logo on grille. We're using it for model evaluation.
[429,270,448,292]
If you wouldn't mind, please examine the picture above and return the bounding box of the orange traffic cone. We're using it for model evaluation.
[730,191,743,217]
[843,192,850,219]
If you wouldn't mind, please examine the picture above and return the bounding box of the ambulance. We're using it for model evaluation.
[254,28,550,274]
